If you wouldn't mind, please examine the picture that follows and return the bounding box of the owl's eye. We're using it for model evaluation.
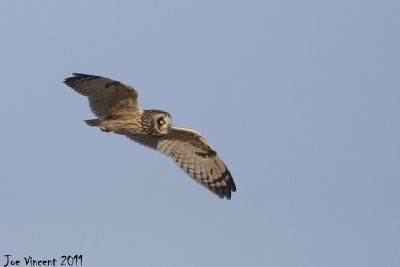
[158,119,165,125]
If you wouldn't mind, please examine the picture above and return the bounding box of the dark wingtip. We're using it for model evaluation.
[63,73,79,85]
[216,173,236,200]
[63,73,103,88]
[231,177,237,192]
[225,171,236,200]
[71,73,102,78]
[63,76,74,86]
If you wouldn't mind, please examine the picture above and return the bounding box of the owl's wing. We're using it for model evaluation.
[64,73,139,119]
[129,127,236,199]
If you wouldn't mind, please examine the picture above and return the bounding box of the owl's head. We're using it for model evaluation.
[148,110,172,136]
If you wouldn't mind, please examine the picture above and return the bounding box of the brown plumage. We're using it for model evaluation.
[64,73,236,199]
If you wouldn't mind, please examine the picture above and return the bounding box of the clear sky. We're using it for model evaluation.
[1,1,399,267]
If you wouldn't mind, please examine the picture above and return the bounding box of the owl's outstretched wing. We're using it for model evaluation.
[129,127,236,199]
[64,73,140,119]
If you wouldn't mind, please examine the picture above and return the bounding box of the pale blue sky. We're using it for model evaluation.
[1,1,399,266]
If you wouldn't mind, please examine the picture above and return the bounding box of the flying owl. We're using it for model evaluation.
[64,73,236,199]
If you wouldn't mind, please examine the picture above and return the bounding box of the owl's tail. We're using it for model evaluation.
[84,119,100,127]
[84,119,111,132]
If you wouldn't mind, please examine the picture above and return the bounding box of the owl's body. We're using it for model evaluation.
[87,110,143,134]
[64,73,236,199]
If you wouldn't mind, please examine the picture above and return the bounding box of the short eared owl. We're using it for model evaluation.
[64,73,236,199]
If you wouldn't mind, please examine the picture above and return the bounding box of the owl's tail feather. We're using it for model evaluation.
[84,119,100,127]
[84,119,111,132]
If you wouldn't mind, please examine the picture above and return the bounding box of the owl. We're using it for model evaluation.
[64,73,236,199]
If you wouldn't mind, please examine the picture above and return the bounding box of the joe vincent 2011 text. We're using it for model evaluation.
[3,254,83,267]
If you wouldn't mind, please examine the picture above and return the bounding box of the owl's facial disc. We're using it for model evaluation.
[154,113,172,135]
